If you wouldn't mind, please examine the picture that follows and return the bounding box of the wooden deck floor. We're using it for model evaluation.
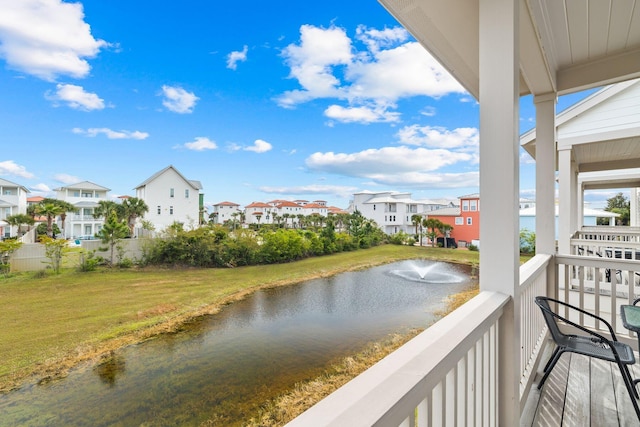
[523,351,640,426]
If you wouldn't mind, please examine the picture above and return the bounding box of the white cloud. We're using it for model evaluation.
[161,85,199,113]
[275,24,467,123]
[276,25,352,107]
[396,125,478,149]
[46,84,105,110]
[0,0,107,80]
[0,160,34,178]
[31,183,51,192]
[227,139,273,153]
[226,45,248,70]
[324,104,400,124]
[183,137,217,151]
[244,139,272,153]
[305,144,478,189]
[73,127,149,140]
[520,151,536,165]
[53,173,80,184]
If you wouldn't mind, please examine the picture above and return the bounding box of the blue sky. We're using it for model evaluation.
[0,0,619,210]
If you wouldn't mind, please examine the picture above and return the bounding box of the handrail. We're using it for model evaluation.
[518,254,552,406]
[286,291,509,426]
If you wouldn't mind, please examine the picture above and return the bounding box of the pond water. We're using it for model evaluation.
[0,260,474,426]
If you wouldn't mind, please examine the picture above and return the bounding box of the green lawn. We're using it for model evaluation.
[0,245,480,392]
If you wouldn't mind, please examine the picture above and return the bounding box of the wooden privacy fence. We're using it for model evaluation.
[10,239,148,272]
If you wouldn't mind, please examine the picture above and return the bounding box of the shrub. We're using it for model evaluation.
[468,244,479,252]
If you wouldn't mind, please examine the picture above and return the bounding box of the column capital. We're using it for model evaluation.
[534,92,557,104]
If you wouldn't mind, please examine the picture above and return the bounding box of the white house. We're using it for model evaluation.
[134,165,203,233]
[349,191,457,235]
[244,202,275,225]
[0,178,29,238]
[211,201,242,225]
[55,181,110,239]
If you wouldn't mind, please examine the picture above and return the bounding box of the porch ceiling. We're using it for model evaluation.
[377,0,640,98]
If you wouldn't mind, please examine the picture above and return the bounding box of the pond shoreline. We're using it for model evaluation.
[1,249,478,395]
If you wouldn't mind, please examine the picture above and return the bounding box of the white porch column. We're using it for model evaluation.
[557,147,574,254]
[534,93,557,254]
[479,0,520,425]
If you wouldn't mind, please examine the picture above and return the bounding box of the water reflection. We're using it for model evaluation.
[0,260,473,426]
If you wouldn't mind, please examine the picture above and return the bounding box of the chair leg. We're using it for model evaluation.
[543,347,560,373]
[538,350,564,390]
[617,361,640,421]
[622,364,640,399]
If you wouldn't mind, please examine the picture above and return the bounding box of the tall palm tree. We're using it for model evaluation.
[411,214,423,246]
[122,197,149,237]
[93,200,122,220]
[5,214,35,236]
[423,218,443,247]
[52,200,78,239]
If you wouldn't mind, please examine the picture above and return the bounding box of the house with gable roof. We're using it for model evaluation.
[54,181,110,239]
[135,165,203,233]
[0,178,29,238]
[211,201,242,225]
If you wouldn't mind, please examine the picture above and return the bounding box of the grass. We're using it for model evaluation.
[0,245,479,392]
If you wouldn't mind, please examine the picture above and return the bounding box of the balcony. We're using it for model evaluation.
[287,233,640,425]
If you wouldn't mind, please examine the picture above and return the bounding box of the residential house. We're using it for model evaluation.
[350,191,422,235]
[55,181,110,239]
[244,202,275,225]
[427,193,480,246]
[134,165,203,233]
[288,2,640,425]
[519,204,619,239]
[0,178,29,238]
[211,201,242,225]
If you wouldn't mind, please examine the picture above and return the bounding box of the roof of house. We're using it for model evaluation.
[304,203,326,209]
[134,165,202,190]
[245,202,272,208]
[427,207,461,217]
[55,181,110,192]
[277,201,303,208]
[214,201,240,206]
[459,193,480,200]
[0,177,30,193]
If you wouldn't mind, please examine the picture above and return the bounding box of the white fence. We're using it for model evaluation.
[10,239,148,272]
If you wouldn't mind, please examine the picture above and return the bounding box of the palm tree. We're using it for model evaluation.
[5,214,35,237]
[122,197,149,237]
[437,223,454,248]
[34,202,65,237]
[282,213,290,228]
[53,200,78,239]
[423,218,444,247]
[411,214,423,245]
[93,200,122,220]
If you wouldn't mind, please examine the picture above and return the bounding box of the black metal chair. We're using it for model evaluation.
[535,296,640,420]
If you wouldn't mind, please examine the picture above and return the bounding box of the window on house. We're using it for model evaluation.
[82,192,92,198]
[157,206,161,215]
[466,217,472,225]
[73,191,80,197]
[388,203,397,212]
[3,189,13,195]
[185,189,189,198]
[170,206,174,215]
[385,216,387,222]
[455,217,464,225]
[170,188,175,198]
[373,205,376,210]
[462,200,469,211]
[470,200,478,211]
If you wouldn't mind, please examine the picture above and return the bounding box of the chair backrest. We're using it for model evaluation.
[535,297,565,343]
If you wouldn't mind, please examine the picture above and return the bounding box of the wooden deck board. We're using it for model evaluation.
[527,351,640,427]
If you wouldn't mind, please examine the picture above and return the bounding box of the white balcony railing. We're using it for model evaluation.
[286,291,511,426]
[287,248,640,425]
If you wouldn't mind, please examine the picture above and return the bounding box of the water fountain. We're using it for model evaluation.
[388,261,464,284]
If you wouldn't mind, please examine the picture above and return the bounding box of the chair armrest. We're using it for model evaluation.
[633,297,640,306]
[543,297,619,341]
